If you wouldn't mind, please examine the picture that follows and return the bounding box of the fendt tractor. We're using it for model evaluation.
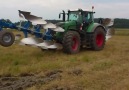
[0,8,113,54]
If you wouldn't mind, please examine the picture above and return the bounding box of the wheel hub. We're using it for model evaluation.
[72,36,79,51]
[3,34,12,43]
[96,34,104,47]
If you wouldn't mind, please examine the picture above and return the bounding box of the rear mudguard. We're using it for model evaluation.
[87,23,106,33]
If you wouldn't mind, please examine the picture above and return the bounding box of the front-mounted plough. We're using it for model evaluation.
[0,10,63,49]
[0,9,114,54]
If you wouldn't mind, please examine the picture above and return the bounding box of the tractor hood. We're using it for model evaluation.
[55,21,78,41]
[57,21,77,31]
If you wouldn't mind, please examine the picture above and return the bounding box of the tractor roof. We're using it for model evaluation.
[68,9,95,14]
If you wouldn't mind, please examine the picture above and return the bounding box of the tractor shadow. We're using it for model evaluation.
[29,46,97,58]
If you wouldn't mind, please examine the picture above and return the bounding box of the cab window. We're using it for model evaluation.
[83,13,92,23]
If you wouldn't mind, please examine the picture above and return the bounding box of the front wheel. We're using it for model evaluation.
[63,31,80,54]
[0,30,15,47]
[91,27,106,51]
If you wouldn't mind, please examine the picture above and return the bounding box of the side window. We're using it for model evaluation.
[83,13,91,23]
[87,13,91,20]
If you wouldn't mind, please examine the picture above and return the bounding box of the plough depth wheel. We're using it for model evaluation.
[0,30,15,47]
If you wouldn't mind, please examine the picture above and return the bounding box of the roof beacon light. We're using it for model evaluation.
[92,6,94,12]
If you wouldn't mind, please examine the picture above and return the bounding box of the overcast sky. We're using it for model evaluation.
[0,0,129,22]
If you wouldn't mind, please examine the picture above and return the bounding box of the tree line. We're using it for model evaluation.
[114,18,129,28]
[47,18,129,29]
[1,18,129,29]
[94,18,129,29]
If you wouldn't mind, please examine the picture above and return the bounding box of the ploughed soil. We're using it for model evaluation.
[0,70,63,90]
[0,69,83,90]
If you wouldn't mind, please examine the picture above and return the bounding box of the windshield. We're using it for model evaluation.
[68,12,81,21]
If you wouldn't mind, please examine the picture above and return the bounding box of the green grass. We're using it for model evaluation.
[1,29,129,90]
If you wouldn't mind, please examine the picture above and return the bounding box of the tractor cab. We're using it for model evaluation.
[68,9,94,23]
[59,9,95,31]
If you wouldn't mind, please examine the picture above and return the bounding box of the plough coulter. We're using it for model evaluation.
[0,9,114,54]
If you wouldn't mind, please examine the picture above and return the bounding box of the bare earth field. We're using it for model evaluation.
[0,29,129,90]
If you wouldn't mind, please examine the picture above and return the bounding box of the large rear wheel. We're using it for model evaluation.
[0,30,15,47]
[63,31,80,54]
[91,27,106,50]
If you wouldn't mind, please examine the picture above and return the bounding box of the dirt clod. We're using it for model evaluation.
[46,85,70,90]
[68,69,83,76]
[19,73,34,77]
[45,70,63,77]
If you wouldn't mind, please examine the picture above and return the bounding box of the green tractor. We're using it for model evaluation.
[55,9,106,54]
